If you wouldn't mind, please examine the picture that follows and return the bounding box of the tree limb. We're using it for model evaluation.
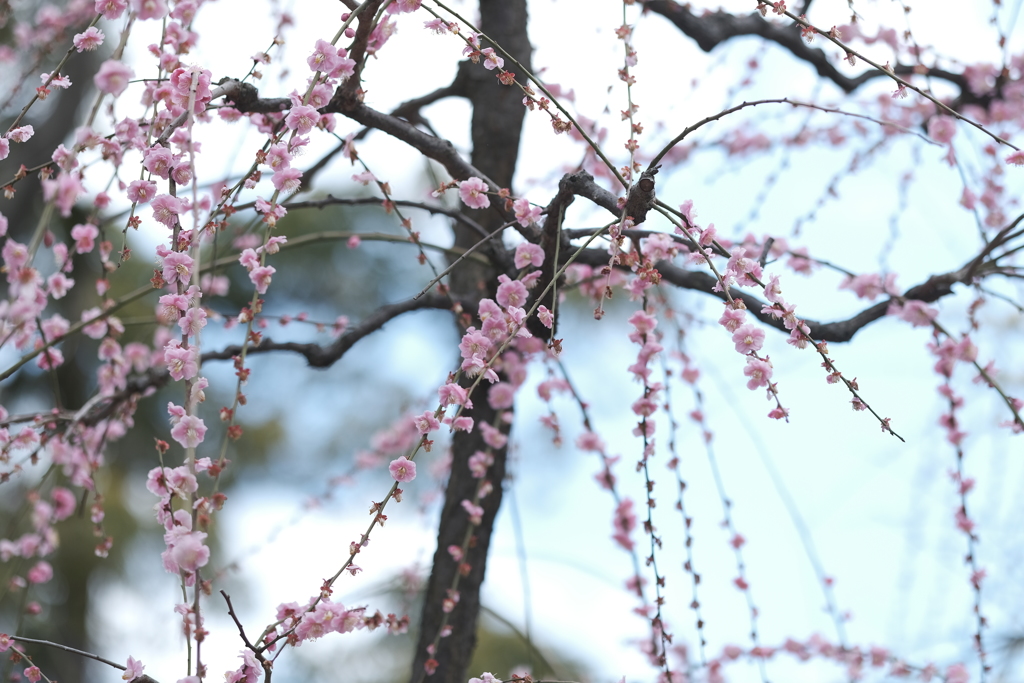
[570,246,978,342]
[82,293,454,425]
[641,1,983,105]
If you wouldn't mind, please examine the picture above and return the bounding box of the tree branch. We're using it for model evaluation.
[570,247,978,342]
[284,195,492,240]
[642,1,980,103]
[82,293,454,425]
[202,292,454,365]
[327,93,500,190]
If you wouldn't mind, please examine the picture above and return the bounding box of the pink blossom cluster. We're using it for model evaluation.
[0,484,77,591]
[705,634,970,683]
[238,246,276,295]
[928,334,978,379]
[717,302,782,406]
[261,598,408,657]
[839,272,898,301]
[455,273,543,384]
[152,487,210,584]
[612,498,637,551]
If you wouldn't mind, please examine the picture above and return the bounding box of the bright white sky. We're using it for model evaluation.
[69,1,1024,682]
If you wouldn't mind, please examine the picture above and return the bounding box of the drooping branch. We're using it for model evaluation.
[386,60,473,128]
[547,166,1015,343]
[327,92,499,190]
[82,293,455,425]
[203,292,453,366]
[283,196,493,240]
[641,1,974,98]
[569,245,989,343]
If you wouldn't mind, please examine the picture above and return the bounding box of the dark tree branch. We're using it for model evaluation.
[221,590,270,683]
[554,169,620,216]
[328,94,499,190]
[570,246,979,342]
[387,60,472,128]
[217,78,291,114]
[552,169,996,343]
[203,292,453,365]
[338,0,386,102]
[284,195,493,241]
[226,66,471,192]
[82,293,454,425]
[641,1,986,106]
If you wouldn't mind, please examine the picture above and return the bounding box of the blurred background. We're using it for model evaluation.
[0,1,1022,682]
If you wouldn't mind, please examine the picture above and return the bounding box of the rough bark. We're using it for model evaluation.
[410,2,532,683]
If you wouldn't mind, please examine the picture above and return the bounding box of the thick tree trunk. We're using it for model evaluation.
[410,2,532,683]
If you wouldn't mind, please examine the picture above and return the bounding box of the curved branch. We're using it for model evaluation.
[327,93,499,189]
[283,195,492,240]
[83,293,454,425]
[647,98,935,171]
[570,246,976,342]
[203,292,453,366]
[641,1,968,96]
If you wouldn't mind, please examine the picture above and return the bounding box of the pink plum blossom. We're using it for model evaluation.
[480,422,508,450]
[132,0,167,20]
[438,383,470,407]
[512,198,542,227]
[265,144,291,170]
[389,456,417,483]
[249,265,275,294]
[126,179,157,203]
[927,116,956,144]
[151,194,184,227]
[458,177,490,209]
[718,307,746,332]
[285,105,319,135]
[272,167,303,193]
[162,251,194,286]
[459,329,492,360]
[7,126,33,143]
[496,275,528,308]
[461,500,484,524]
[239,248,260,270]
[480,48,504,70]
[743,357,773,390]
[143,146,174,178]
[731,324,765,354]
[27,561,53,584]
[169,531,210,571]
[945,664,970,683]
[488,383,515,409]
[170,414,207,448]
[94,60,134,96]
[73,27,105,51]
[308,38,342,73]
[95,0,127,18]
[514,243,544,269]
[42,173,84,217]
[178,307,207,337]
[164,342,199,380]
[413,411,440,434]
[122,657,145,682]
[386,0,421,12]
[70,223,98,254]
[888,300,937,327]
